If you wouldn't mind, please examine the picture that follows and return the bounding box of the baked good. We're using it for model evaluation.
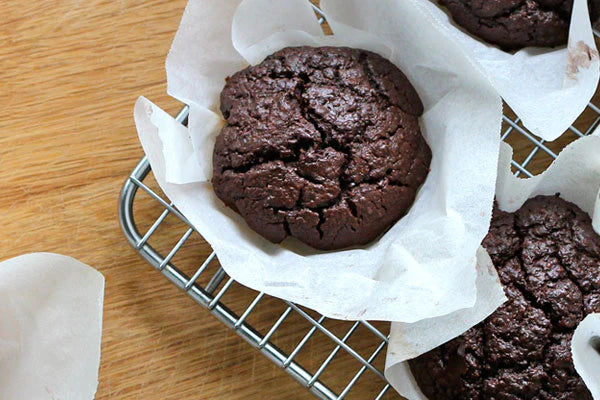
[409,195,600,399]
[212,46,431,250]
[439,0,600,50]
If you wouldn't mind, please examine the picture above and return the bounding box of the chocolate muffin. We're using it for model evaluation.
[409,195,600,399]
[212,46,431,250]
[439,0,600,50]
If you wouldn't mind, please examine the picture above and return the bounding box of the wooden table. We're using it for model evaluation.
[1,1,597,399]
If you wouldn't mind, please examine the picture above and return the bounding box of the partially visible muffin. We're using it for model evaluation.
[409,195,600,399]
[439,0,600,50]
[212,46,431,250]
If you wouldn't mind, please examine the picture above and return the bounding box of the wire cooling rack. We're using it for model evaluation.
[118,9,600,399]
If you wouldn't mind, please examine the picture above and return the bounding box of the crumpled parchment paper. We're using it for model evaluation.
[416,0,600,141]
[0,253,104,400]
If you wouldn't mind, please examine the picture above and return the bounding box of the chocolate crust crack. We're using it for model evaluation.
[212,46,431,250]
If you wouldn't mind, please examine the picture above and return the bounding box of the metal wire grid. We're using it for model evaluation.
[118,14,600,400]
[503,100,600,178]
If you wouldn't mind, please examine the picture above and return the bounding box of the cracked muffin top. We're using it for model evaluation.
[409,195,600,399]
[439,0,600,50]
[212,46,431,250]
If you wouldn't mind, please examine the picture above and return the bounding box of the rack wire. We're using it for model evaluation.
[118,12,600,399]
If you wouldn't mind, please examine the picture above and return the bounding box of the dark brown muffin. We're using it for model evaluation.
[212,46,431,251]
[409,195,600,399]
[439,0,600,51]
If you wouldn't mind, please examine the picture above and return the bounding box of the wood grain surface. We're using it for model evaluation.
[1,1,598,399]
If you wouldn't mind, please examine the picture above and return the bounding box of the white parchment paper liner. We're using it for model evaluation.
[134,0,505,322]
[385,134,600,399]
[0,253,104,400]
[573,313,600,399]
[414,0,599,141]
